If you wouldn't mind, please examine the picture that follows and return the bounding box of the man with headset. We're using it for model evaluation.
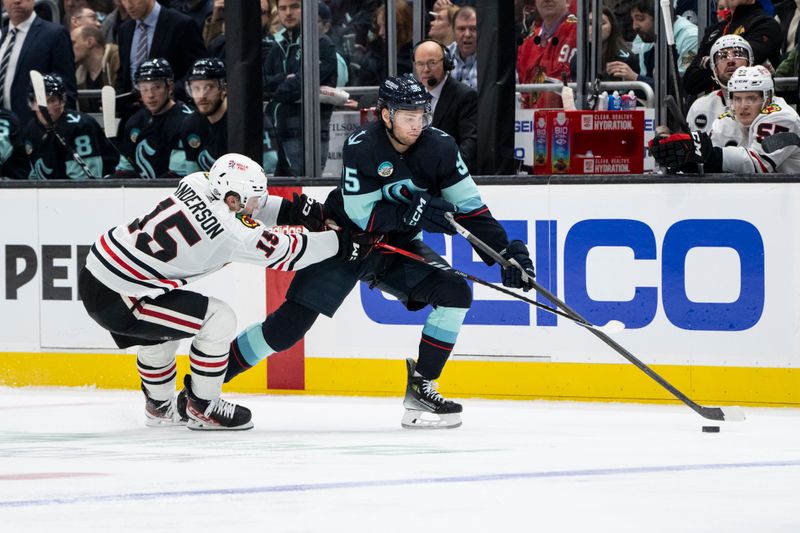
[412,38,477,170]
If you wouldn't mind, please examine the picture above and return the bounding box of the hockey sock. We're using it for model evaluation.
[415,305,469,380]
[225,300,319,383]
[191,297,236,398]
[137,340,180,400]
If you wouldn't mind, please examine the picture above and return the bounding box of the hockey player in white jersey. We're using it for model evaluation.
[78,153,373,430]
[651,65,800,174]
[686,35,753,132]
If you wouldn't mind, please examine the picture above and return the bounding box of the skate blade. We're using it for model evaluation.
[145,416,187,428]
[186,418,254,431]
[401,410,462,429]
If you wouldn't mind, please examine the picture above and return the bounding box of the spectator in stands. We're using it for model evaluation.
[112,58,193,179]
[447,6,477,89]
[428,5,459,47]
[22,73,111,180]
[62,0,91,27]
[69,6,102,31]
[350,1,413,89]
[116,0,207,100]
[166,0,213,33]
[181,57,227,173]
[516,0,577,109]
[571,7,639,84]
[72,25,120,112]
[264,0,337,176]
[319,2,349,87]
[686,35,752,132]
[0,0,78,126]
[203,0,275,61]
[628,0,697,91]
[101,0,130,44]
[775,0,800,55]
[0,107,29,179]
[682,0,782,97]
[413,38,477,171]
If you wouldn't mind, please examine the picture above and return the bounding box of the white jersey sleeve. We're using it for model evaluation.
[686,90,726,133]
[85,173,339,297]
[251,195,284,227]
[714,97,800,173]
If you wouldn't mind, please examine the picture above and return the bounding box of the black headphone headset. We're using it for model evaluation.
[412,39,454,72]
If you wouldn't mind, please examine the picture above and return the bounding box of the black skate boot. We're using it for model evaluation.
[402,358,462,429]
[183,375,253,431]
[142,384,187,427]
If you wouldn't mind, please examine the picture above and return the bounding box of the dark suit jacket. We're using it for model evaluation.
[116,6,207,94]
[3,16,76,126]
[432,75,477,172]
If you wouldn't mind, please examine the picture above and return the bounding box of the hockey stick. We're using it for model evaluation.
[659,0,685,118]
[30,70,98,180]
[664,94,704,175]
[444,213,746,422]
[101,85,147,179]
[374,241,625,335]
[760,131,800,153]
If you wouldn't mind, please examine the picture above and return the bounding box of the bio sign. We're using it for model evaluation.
[361,218,764,332]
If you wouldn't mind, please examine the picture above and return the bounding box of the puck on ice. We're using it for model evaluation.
[702,426,720,433]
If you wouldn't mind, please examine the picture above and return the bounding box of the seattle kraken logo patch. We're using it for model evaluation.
[377,161,393,177]
[187,134,202,149]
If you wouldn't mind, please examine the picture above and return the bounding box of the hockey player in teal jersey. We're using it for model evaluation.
[181,57,228,173]
[112,58,193,179]
[224,74,536,429]
[22,73,110,180]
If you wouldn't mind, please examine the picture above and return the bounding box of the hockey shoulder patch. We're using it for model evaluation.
[760,103,782,115]
[235,212,259,229]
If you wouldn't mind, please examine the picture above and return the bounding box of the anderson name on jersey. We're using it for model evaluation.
[85,172,339,298]
[709,96,800,173]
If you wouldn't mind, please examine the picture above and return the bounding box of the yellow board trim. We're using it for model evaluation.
[0,353,797,407]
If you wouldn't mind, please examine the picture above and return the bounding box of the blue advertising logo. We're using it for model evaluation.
[360,219,765,331]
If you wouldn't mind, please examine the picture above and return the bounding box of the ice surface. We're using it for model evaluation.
[0,387,798,532]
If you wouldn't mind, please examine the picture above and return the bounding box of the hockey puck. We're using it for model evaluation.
[702,426,720,433]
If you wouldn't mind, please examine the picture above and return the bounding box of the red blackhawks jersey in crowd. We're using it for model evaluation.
[85,172,339,298]
[517,15,578,109]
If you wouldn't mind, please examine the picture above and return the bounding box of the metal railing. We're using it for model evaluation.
[515,81,655,109]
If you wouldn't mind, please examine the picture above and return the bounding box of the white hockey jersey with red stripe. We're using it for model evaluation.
[85,172,339,298]
[709,96,800,173]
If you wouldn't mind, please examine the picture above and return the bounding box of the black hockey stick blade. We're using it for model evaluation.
[444,213,745,422]
[761,132,800,153]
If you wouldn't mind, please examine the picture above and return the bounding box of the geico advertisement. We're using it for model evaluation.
[0,183,793,368]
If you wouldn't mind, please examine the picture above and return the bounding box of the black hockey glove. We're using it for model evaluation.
[337,229,383,262]
[402,191,457,235]
[287,193,327,232]
[649,132,713,171]
[500,240,535,291]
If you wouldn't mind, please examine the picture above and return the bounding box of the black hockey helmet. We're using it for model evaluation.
[377,74,432,113]
[28,73,66,102]
[134,58,174,86]
[187,57,226,82]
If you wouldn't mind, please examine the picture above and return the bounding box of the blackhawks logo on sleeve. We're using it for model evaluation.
[236,212,259,228]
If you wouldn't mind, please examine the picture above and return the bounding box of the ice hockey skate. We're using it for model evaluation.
[143,384,188,427]
[402,358,462,429]
[183,375,253,431]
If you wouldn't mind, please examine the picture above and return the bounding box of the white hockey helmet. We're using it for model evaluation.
[710,35,753,86]
[208,153,268,208]
[727,65,774,108]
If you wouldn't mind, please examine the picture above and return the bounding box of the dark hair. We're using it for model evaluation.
[629,0,654,17]
[599,7,630,67]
